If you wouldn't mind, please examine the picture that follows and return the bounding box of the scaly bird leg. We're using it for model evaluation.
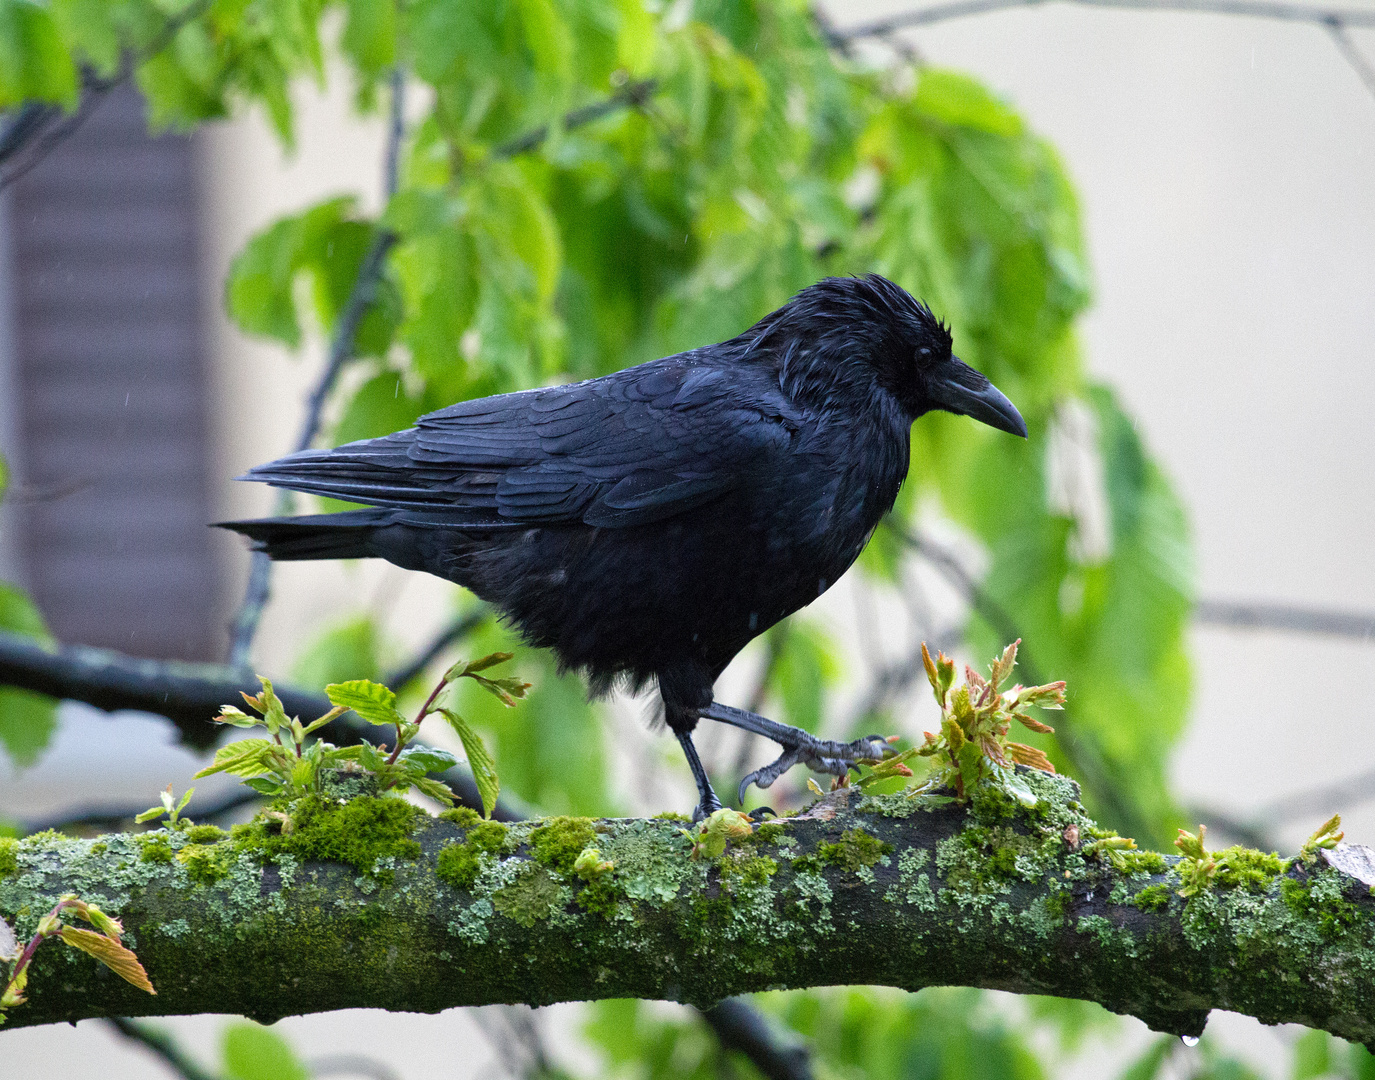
[674,728,725,821]
[698,701,890,805]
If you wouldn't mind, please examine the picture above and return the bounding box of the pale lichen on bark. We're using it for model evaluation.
[1,770,1373,1048]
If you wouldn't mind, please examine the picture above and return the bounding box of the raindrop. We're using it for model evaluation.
[1181,1035,1200,1047]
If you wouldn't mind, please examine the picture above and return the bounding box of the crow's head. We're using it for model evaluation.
[762,275,1026,438]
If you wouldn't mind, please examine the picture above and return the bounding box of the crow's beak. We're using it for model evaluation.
[929,358,1027,438]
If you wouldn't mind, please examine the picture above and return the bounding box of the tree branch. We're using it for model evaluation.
[0,630,521,827]
[829,0,1375,41]
[0,0,216,189]
[493,79,658,158]
[0,630,333,749]
[1195,599,1375,642]
[226,63,409,667]
[4,776,1372,1047]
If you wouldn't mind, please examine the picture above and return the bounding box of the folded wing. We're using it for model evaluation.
[243,360,798,530]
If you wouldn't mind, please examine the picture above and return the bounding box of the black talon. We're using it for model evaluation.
[692,792,724,822]
[747,806,777,822]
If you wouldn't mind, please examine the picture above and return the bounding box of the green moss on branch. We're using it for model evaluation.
[0,774,1372,1051]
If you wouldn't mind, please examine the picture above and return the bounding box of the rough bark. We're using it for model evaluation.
[2,771,1373,1047]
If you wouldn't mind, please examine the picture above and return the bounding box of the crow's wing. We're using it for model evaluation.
[245,359,800,529]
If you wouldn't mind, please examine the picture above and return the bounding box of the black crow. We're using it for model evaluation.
[222,274,1026,818]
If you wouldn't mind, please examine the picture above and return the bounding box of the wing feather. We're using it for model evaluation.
[243,359,798,528]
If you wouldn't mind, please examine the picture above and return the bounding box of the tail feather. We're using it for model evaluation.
[239,433,462,510]
[217,510,396,561]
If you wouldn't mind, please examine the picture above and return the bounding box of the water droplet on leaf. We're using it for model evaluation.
[1181,1035,1200,1047]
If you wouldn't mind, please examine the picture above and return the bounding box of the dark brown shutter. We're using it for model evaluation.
[5,82,219,660]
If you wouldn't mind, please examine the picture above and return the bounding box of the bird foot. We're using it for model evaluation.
[698,701,892,805]
[735,733,892,805]
[691,792,725,822]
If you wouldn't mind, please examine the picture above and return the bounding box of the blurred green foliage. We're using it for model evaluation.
[0,0,1251,1075]
[0,0,1195,845]
[0,456,58,765]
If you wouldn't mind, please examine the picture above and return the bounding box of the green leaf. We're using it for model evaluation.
[437,708,499,819]
[0,0,78,108]
[192,739,276,780]
[0,688,57,767]
[0,581,50,640]
[242,777,284,797]
[224,198,354,347]
[324,679,406,727]
[333,370,428,447]
[453,651,514,676]
[222,1021,309,1080]
[914,68,1022,137]
[469,674,528,708]
[58,927,154,994]
[341,0,396,78]
[411,775,456,806]
[398,745,458,774]
[214,707,262,729]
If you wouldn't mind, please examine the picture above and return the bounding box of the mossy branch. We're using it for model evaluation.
[2,773,1374,1046]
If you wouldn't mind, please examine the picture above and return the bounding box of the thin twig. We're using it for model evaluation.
[829,0,1375,41]
[1194,598,1375,641]
[105,1016,221,1080]
[1327,21,1375,98]
[493,78,658,158]
[830,0,1375,104]
[226,65,408,667]
[0,0,215,189]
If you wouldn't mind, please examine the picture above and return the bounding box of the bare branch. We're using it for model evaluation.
[225,61,408,667]
[1328,22,1375,98]
[828,0,1375,42]
[0,630,332,749]
[1196,598,1375,641]
[493,79,658,158]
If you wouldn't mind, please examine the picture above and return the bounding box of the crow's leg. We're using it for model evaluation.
[674,729,724,821]
[699,702,890,805]
[660,668,727,821]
